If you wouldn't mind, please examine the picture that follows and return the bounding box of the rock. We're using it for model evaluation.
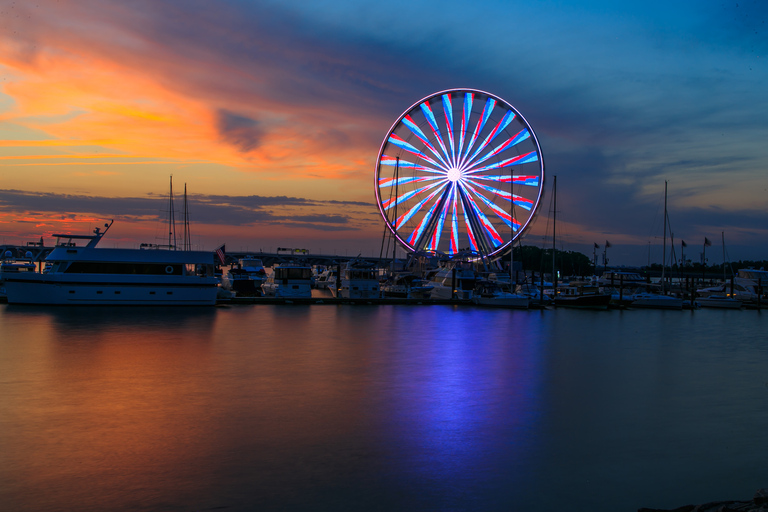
[755,489,768,505]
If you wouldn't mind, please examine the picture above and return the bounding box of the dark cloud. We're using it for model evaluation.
[0,189,368,228]
[216,109,263,153]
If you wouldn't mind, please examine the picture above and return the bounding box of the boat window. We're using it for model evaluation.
[64,262,183,275]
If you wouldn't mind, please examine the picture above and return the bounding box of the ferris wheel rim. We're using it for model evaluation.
[375,87,545,260]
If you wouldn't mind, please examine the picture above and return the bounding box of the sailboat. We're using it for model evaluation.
[696,232,743,308]
[546,176,611,309]
[628,181,683,309]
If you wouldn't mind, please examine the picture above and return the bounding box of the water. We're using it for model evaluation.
[1,304,766,511]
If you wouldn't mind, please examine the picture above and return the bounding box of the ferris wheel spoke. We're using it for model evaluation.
[387,134,447,170]
[464,179,510,200]
[379,175,438,188]
[383,180,445,211]
[462,110,516,168]
[461,97,495,163]
[462,181,514,229]
[464,150,539,174]
[441,94,456,166]
[450,197,460,255]
[463,128,530,170]
[396,183,447,231]
[380,155,446,174]
[407,185,452,249]
[457,92,473,161]
[427,185,454,251]
[458,183,504,247]
[419,102,452,166]
[402,115,451,169]
[460,206,479,253]
[467,174,540,187]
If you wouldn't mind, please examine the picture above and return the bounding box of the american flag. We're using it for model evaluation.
[215,244,226,265]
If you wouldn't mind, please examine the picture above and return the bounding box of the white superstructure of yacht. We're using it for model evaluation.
[1,221,219,305]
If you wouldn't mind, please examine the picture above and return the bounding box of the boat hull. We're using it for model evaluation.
[554,294,611,309]
[472,296,529,309]
[2,274,218,305]
[697,297,742,309]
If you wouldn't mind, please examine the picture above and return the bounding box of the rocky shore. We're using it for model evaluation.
[639,489,768,512]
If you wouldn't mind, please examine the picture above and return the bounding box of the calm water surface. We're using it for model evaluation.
[1,303,766,511]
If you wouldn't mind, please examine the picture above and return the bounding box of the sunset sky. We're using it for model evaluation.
[1,0,766,266]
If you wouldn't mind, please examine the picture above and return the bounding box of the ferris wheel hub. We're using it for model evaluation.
[447,168,462,183]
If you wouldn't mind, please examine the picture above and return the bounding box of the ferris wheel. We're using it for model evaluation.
[375,88,544,260]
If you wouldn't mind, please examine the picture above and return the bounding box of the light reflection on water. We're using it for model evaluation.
[0,305,766,511]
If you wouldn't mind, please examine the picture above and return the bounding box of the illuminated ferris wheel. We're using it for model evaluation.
[375,88,545,260]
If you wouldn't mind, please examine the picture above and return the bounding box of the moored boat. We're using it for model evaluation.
[262,262,313,298]
[223,257,266,296]
[472,280,529,309]
[335,259,380,299]
[425,265,477,300]
[380,272,433,299]
[1,221,219,306]
[554,281,611,309]
[697,295,743,309]
[629,291,683,310]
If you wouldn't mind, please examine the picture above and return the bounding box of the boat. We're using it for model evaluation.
[516,282,552,306]
[629,291,683,310]
[380,272,433,299]
[0,250,38,299]
[597,271,648,288]
[313,267,337,291]
[553,281,612,309]
[472,280,529,309]
[223,257,266,296]
[425,265,477,300]
[0,221,219,305]
[261,262,312,298]
[697,295,743,309]
[333,259,380,299]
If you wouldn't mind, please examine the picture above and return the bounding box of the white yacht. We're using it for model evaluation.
[1,221,219,305]
[313,267,337,290]
[472,280,529,309]
[262,262,312,298]
[380,272,433,299]
[223,257,266,296]
[629,291,683,310]
[425,266,477,300]
[0,251,38,299]
[334,259,380,299]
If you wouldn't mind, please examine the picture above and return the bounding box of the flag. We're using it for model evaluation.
[594,243,599,249]
[681,240,687,248]
[704,237,712,247]
[215,244,226,265]
[605,240,611,248]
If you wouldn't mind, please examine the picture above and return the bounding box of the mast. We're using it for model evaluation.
[183,183,191,251]
[168,175,177,250]
[552,175,557,284]
[722,231,726,282]
[661,181,667,294]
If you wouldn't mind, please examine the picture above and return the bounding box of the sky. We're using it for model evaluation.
[0,0,766,267]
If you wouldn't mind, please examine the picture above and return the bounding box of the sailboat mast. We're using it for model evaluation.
[183,183,191,251]
[169,175,177,250]
[552,175,557,283]
[661,181,667,294]
[722,231,726,282]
